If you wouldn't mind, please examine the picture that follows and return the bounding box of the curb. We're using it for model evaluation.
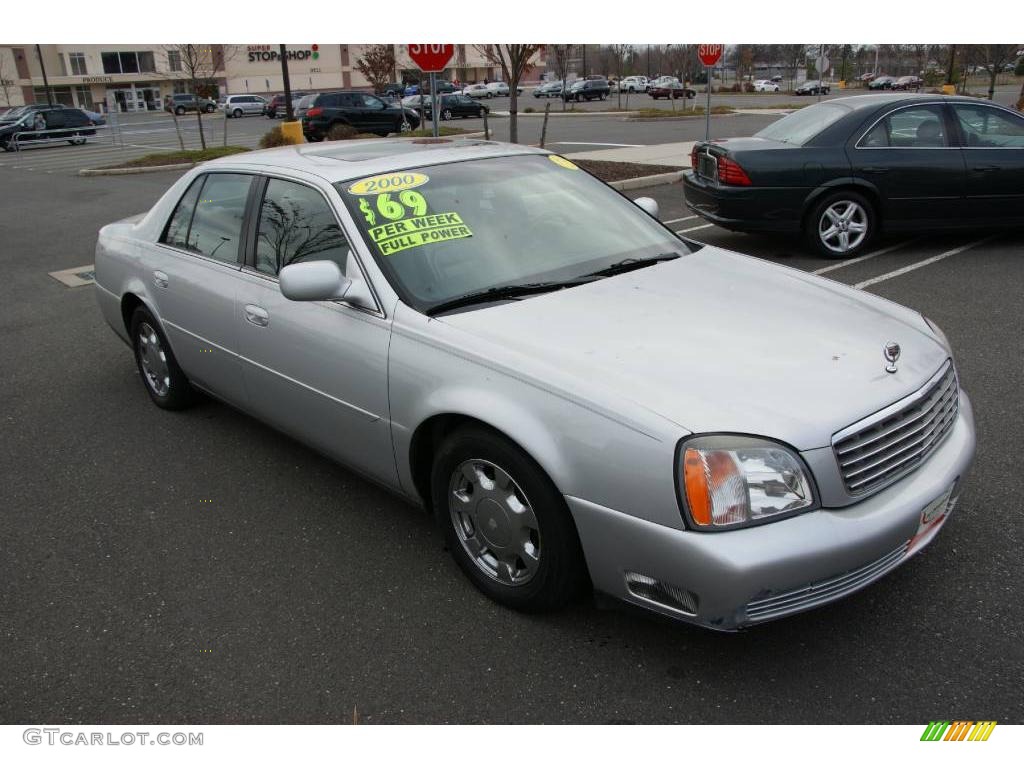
[624,113,735,122]
[491,110,638,118]
[80,162,197,176]
[607,170,686,191]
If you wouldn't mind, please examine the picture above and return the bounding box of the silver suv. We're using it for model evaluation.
[222,94,267,118]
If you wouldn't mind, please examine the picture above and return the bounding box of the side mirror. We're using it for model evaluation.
[634,197,659,219]
[280,260,352,302]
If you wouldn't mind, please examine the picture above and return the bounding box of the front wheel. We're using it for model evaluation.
[204,104,215,113]
[175,106,185,115]
[232,108,243,118]
[442,109,453,120]
[806,191,875,258]
[432,426,588,612]
[130,306,196,410]
[68,137,87,146]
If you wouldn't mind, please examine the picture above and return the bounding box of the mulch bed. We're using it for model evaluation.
[574,159,682,182]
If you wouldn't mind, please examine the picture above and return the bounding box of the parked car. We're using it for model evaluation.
[794,80,831,95]
[293,93,317,120]
[301,91,419,140]
[485,81,510,97]
[381,83,407,97]
[683,94,1024,257]
[868,76,896,90]
[648,80,696,100]
[892,75,923,91]
[859,72,876,83]
[94,138,976,630]
[463,83,490,99]
[434,80,459,94]
[164,93,217,115]
[753,79,781,93]
[565,78,610,102]
[422,93,489,120]
[0,106,97,150]
[619,75,649,93]
[222,94,268,118]
[533,80,564,98]
[404,84,421,97]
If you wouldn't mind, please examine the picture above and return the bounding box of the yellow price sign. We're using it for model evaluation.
[347,172,430,196]
[548,155,579,170]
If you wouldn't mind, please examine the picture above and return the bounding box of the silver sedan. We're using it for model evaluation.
[94,139,975,630]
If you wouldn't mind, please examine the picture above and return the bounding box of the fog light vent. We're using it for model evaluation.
[624,571,698,616]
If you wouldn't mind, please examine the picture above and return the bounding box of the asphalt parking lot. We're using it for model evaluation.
[1,137,1022,724]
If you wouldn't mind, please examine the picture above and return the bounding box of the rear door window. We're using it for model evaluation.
[862,105,949,148]
[160,177,204,250]
[183,173,252,262]
[953,104,1024,148]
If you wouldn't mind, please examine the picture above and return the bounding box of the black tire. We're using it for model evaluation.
[175,106,185,115]
[204,104,215,113]
[232,108,243,118]
[442,109,452,120]
[805,189,876,259]
[129,306,196,411]
[431,426,589,612]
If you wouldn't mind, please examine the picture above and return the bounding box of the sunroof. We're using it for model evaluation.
[304,138,493,162]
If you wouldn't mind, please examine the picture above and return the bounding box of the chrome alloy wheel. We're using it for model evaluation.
[818,200,868,254]
[448,459,541,586]
[137,321,170,397]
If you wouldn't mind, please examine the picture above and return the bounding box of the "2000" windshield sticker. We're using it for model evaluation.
[369,212,473,256]
[347,172,430,196]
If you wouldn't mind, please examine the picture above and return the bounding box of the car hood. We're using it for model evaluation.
[439,247,948,450]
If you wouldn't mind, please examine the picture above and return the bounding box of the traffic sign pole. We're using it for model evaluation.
[430,72,439,138]
[705,66,712,140]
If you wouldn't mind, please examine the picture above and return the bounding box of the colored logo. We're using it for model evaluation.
[920,721,997,742]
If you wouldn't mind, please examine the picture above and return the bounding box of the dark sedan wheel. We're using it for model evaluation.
[432,426,588,612]
[175,106,185,115]
[130,307,196,410]
[442,109,453,120]
[204,104,215,113]
[807,191,874,258]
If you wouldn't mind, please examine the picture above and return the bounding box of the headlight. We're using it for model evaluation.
[923,315,952,352]
[677,435,817,530]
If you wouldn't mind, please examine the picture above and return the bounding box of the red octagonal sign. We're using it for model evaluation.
[407,44,454,73]
[698,44,724,67]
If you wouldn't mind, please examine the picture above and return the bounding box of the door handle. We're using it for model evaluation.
[861,166,889,174]
[153,270,169,288]
[244,304,269,327]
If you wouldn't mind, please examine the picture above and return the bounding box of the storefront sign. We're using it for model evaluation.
[247,44,320,63]
[82,76,114,83]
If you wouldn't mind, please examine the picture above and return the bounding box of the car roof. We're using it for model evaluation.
[203,138,549,185]
[819,93,997,110]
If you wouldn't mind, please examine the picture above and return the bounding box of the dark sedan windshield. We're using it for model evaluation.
[755,101,851,145]
[338,154,691,312]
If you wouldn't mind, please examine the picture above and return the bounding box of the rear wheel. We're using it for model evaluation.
[432,426,588,612]
[806,190,875,258]
[68,137,87,146]
[442,108,453,120]
[130,306,196,410]
[175,106,185,115]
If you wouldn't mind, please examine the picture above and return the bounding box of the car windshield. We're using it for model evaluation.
[755,101,851,145]
[337,154,691,313]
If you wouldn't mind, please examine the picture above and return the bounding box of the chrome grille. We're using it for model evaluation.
[833,363,958,496]
[744,542,908,623]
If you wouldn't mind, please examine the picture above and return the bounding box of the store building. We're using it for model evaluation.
[0,44,547,112]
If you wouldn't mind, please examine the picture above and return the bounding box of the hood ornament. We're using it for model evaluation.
[883,341,901,373]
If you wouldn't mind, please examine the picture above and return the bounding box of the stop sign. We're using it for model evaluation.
[698,44,724,67]
[407,44,454,73]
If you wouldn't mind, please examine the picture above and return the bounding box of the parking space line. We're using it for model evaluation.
[676,223,714,234]
[663,215,697,225]
[854,235,997,289]
[812,239,919,275]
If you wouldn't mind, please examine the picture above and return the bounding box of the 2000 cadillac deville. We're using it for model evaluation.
[94,138,975,630]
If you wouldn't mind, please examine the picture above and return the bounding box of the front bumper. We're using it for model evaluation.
[568,391,975,631]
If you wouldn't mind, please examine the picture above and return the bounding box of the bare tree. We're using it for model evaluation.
[355,45,397,94]
[964,43,1022,100]
[0,49,15,108]
[779,44,804,92]
[609,44,634,109]
[473,44,542,143]
[548,44,575,111]
[163,44,233,150]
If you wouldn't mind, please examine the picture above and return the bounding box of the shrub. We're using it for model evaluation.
[259,126,293,148]
[523,106,535,113]
[326,123,360,141]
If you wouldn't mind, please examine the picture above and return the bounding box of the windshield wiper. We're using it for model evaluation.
[425,279,591,316]
[581,252,681,279]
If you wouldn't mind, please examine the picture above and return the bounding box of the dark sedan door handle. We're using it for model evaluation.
[861,166,889,174]
[972,165,1000,172]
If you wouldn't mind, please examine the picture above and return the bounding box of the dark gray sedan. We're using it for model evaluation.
[683,94,1024,257]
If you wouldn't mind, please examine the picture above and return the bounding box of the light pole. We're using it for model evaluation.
[35,44,54,105]
[280,44,294,121]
